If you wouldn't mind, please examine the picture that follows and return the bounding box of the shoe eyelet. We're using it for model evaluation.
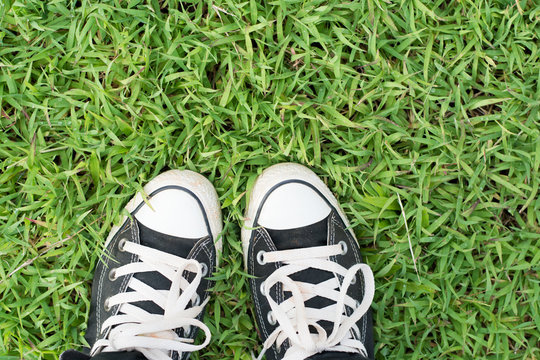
[257,251,266,265]
[108,268,117,281]
[267,311,276,325]
[118,238,128,252]
[193,294,201,306]
[104,297,112,312]
[351,275,357,285]
[355,300,361,308]
[200,263,208,277]
[260,281,266,296]
[339,241,348,255]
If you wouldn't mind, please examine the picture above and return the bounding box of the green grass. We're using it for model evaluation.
[0,0,539,359]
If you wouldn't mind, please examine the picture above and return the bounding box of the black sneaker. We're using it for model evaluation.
[242,163,375,360]
[81,170,222,360]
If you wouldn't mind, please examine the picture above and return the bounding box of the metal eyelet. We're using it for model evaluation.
[339,241,348,255]
[260,281,266,296]
[104,297,111,312]
[351,275,357,285]
[193,294,201,306]
[118,238,127,252]
[257,251,266,265]
[267,311,277,325]
[200,263,208,277]
[108,268,117,281]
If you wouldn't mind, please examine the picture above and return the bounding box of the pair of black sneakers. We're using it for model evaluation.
[61,163,375,360]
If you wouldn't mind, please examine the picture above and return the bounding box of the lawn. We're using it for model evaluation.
[0,0,539,359]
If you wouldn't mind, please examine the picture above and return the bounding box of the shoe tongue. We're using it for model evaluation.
[266,215,340,336]
[129,220,201,315]
[265,215,329,250]
[308,352,368,360]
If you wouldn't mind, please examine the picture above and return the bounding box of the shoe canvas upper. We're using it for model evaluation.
[85,186,217,360]
[247,184,374,360]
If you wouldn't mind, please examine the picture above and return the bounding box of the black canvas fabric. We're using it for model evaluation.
[308,351,370,360]
[84,190,216,360]
[60,349,93,360]
[248,205,374,360]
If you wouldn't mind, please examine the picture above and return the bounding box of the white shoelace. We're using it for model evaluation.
[254,242,375,360]
[91,240,211,360]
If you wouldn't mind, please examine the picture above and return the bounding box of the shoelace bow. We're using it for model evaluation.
[254,243,375,360]
[92,241,211,360]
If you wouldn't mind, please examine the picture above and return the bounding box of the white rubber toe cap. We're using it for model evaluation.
[134,188,208,239]
[242,163,354,265]
[105,170,223,257]
[257,182,331,230]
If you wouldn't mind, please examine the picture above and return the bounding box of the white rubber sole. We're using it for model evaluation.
[241,162,354,265]
[104,170,223,261]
